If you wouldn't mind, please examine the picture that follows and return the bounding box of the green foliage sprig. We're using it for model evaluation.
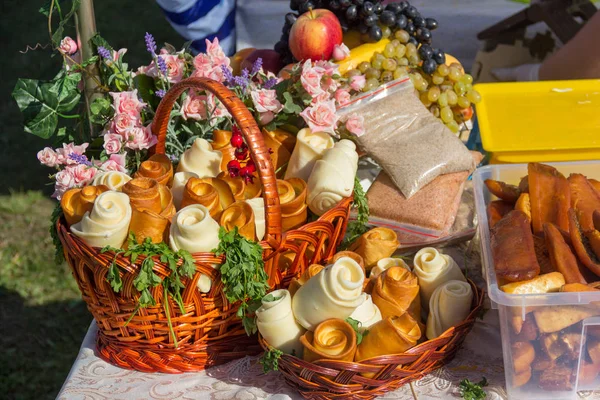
[213,227,270,336]
[345,317,369,345]
[459,377,488,400]
[259,348,283,374]
[50,202,65,264]
[339,176,370,250]
[101,233,196,347]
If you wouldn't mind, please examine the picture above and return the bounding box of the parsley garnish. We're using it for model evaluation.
[340,177,370,250]
[50,202,65,264]
[259,348,283,373]
[459,377,488,400]
[262,293,282,302]
[101,233,196,347]
[345,317,369,345]
[213,226,270,336]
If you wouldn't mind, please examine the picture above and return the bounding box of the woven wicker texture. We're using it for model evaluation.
[58,77,353,373]
[259,280,485,400]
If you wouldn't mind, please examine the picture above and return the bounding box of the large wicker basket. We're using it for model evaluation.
[259,280,485,399]
[57,77,353,373]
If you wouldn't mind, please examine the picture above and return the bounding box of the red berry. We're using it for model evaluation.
[246,159,256,173]
[239,166,250,176]
[235,147,248,160]
[230,134,244,149]
[232,125,242,137]
[227,160,241,177]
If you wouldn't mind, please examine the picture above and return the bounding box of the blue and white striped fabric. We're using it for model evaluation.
[155,0,236,55]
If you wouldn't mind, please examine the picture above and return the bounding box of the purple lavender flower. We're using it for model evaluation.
[263,78,278,89]
[68,153,93,167]
[233,76,248,90]
[241,68,249,80]
[97,46,112,60]
[221,64,234,85]
[250,57,263,76]
[156,55,168,76]
[156,89,166,98]
[145,32,157,54]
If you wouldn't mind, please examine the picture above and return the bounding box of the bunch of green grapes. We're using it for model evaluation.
[344,29,481,130]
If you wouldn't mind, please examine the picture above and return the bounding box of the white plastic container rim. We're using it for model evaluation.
[473,160,600,309]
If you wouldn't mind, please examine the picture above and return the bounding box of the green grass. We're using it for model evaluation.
[1,1,185,399]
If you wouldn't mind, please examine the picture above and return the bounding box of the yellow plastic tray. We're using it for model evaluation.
[474,79,600,164]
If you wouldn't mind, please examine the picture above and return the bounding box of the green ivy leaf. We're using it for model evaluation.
[89,96,113,125]
[345,317,367,345]
[50,0,82,47]
[283,92,302,114]
[133,74,158,108]
[90,33,113,51]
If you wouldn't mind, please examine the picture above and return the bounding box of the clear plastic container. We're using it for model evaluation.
[473,161,600,399]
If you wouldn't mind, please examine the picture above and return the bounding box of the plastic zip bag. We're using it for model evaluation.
[337,77,476,199]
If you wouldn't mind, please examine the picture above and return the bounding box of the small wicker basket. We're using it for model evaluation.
[57,77,353,373]
[259,280,485,400]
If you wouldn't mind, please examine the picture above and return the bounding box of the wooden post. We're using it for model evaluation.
[75,0,100,137]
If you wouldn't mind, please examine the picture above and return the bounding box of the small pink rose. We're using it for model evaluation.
[299,99,339,135]
[345,113,365,137]
[205,37,230,67]
[99,154,128,173]
[332,43,350,61]
[182,91,209,120]
[160,54,185,83]
[321,76,339,93]
[300,60,326,98]
[315,60,340,76]
[59,36,78,55]
[112,48,127,61]
[111,113,139,137]
[70,164,98,185]
[251,89,283,113]
[37,147,60,168]
[311,90,331,104]
[52,169,75,199]
[126,125,158,151]
[103,133,123,154]
[258,111,275,125]
[350,75,366,91]
[110,90,146,116]
[334,89,351,107]
[57,142,89,165]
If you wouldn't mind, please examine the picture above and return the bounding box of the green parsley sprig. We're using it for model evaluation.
[213,226,270,336]
[50,202,65,264]
[101,233,196,347]
[340,177,370,250]
[459,377,488,400]
[345,317,369,345]
[259,348,283,374]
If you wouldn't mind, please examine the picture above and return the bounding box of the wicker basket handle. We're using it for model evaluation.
[151,77,282,243]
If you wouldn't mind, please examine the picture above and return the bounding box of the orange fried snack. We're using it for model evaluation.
[220,201,256,241]
[217,172,262,201]
[491,210,541,282]
[515,193,531,223]
[544,223,587,284]
[371,266,421,322]
[569,208,600,277]
[135,154,174,187]
[180,178,224,219]
[485,179,521,203]
[528,163,571,235]
[487,200,513,229]
[211,130,237,172]
[263,127,296,174]
[278,178,308,232]
[301,319,357,362]
[533,236,555,275]
[569,174,600,231]
[560,283,600,292]
[589,179,600,195]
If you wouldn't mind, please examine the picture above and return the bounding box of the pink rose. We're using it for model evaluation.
[103,133,123,154]
[332,43,350,61]
[251,89,283,113]
[126,125,158,150]
[258,111,275,125]
[70,164,98,185]
[350,75,366,91]
[345,113,365,137]
[112,48,127,61]
[110,90,145,116]
[111,113,139,137]
[299,100,339,135]
[99,154,127,173]
[322,76,339,93]
[52,169,76,199]
[311,90,331,104]
[160,54,185,83]
[205,37,230,67]
[182,91,209,120]
[209,94,231,120]
[37,147,60,168]
[59,36,78,55]
[300,60,326,98]
[57,142,89,165]
[315,60,339,76]
[334,89,351,107]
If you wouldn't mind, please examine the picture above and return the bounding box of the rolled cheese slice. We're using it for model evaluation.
[169,204,220,253]
[301,318,357,362]
[370,258,411,280]
[292,256,366,330]
[349,294,382,332]
[245,198,266,241]
[426,280,473,340]
[61,185,109,226]
[92,171,131,191]
[413,247,466,311]
[285,128,334,182]
[176,138,222,178]
[349,227,399,269]
[134,154,173,187]
[256,289,305,356]
[172,171,198,210]
[289,264,324,297]
[70,191,132,248]
[307,139,359,216]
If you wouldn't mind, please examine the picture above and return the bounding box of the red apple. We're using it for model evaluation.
[241,49,284,75]
[289,9,343,61]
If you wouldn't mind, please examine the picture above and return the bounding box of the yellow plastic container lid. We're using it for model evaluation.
[474,79,600,163]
